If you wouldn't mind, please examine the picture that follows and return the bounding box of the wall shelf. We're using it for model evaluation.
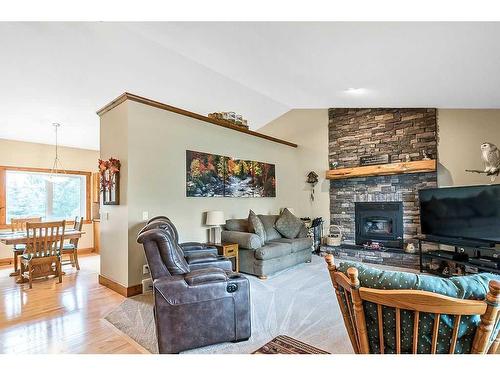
[325,160,436,180]
[97,92,298,148]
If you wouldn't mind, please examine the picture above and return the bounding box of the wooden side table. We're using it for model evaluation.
[208,242,239,272]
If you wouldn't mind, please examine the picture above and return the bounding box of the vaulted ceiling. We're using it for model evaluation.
[1,22,499,150]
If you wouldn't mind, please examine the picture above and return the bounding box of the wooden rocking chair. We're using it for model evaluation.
[20,221,65,289]
[325,254,500,354]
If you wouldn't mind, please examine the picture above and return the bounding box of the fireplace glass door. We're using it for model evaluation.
[363,216,394,236]
[355,202,403,248]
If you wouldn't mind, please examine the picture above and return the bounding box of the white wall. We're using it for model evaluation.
[437,109,500,187]
[99,103,130,287]
[0,139,99,259]
[258,109,330,224]
[99,100,303,287]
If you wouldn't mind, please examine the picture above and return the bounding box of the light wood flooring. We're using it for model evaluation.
[0,254,146,354]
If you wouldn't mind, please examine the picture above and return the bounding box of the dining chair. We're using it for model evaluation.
[61,216,83,270]
[20,220,65,289]
[9,217,42,277]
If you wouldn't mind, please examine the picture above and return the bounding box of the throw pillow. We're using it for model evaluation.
[275,208,303,239]
[248,210,267,243]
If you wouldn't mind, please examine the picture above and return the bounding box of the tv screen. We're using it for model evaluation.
[419,185,500,244]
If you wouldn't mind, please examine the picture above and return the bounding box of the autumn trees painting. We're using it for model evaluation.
[186,150,276,198]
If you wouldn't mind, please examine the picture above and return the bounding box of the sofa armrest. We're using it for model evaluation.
[221,230,262,249]
[184,268,228,286]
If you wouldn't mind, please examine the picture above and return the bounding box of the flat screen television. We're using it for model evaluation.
[419,184,500,245]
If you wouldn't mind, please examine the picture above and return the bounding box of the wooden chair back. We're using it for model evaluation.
[25,221,66,259]
[325,254,500,354]
[11,217,42,232]
[69,216,84,247]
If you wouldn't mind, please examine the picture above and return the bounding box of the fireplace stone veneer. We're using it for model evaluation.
[329,108,438,245]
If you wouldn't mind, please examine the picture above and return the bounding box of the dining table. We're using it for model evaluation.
[0,228,85,283]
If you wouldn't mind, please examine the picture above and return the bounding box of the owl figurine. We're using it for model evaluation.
[480,142,500,181]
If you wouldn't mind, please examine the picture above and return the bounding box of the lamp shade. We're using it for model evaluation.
[205,210,225,226]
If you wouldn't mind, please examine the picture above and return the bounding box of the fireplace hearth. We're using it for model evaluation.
[355,202,403,248]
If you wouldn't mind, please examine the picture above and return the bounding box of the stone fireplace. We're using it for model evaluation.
[328,108,438,247]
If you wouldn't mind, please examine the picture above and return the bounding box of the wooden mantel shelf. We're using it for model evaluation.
[326,160,437,180]
[96,92,297,148]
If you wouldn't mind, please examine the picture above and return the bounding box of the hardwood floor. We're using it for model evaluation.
[0,254,146,354]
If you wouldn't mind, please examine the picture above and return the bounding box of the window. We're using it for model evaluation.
[0,167,91,226]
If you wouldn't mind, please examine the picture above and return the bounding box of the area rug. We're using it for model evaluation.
[105,255,412,354]
[253,335,329,354]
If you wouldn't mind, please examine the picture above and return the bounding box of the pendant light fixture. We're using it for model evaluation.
[47,122,67,181]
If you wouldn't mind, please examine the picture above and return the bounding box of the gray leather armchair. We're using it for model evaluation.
[138,220,231,271]
[147,216,217,256]
[137,228,251,353]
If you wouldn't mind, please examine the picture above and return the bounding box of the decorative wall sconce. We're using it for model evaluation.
[98,157,121,205]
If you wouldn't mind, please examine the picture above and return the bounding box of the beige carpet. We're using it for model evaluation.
[105,255,412,354]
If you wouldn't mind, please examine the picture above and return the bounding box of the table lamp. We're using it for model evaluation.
[205,210,225,243]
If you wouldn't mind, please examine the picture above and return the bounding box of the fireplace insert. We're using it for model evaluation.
[355,202,403,248]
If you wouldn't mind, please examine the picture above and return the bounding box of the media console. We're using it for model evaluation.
[418,235,500,277]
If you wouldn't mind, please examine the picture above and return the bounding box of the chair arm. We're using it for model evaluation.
[185,253,218,264]
[221,230,262,249]
[181,244,218,256]
[189,257,234,272]
[153,271,248,305]
[184,268,228,285]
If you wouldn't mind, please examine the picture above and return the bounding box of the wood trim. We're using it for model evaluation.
[325,160,437,180]
[0,257,13,266]
[359,287,487,315]
[77,247,95,255]
[0,166,92,227]
[98,274,142,297]
[96,92,298,148]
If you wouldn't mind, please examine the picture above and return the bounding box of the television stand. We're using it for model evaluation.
[418,236,500,277]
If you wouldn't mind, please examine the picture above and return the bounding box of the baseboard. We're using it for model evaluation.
[0,257,13,266]
[98,274,142,297]
[78,248,95,255]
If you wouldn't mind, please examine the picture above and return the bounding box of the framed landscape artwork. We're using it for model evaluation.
[186,150,276,198]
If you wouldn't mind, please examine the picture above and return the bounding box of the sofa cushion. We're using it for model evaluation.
[337,261,500,354]
[275,208,303,239]
[297,223,309,238]
[248,210,266,243]
[225,219,249,232]
[254,242,292,260]
[269,237,312,253]
[258,214,282,241]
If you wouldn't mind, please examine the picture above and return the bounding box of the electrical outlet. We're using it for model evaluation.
[142,278,153,294]
[143,264,150,275]
[142,211,149,220]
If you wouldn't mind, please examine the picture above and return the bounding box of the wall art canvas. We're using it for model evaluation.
[252,161,276,197]
[224,158,254,197]
[186,150,226,197]
[186,150,276,198]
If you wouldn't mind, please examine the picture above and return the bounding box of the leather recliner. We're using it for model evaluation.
[147,216,217,256]
[138,220,232,271]
[137,228,251,353]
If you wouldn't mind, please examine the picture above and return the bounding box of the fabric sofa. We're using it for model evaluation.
[221,215,313,278]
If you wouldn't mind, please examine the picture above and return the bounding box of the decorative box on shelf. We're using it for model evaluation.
[208,112,249,129]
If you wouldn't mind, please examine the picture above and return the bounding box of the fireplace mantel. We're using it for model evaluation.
[325,160,436,180]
